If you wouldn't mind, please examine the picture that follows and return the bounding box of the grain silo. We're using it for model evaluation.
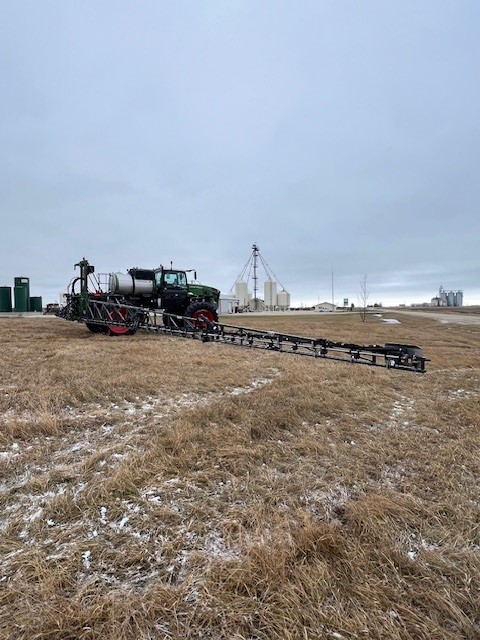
[447,290,455,307]
[0,286,12,312]
[455,290,463,307]
[277,289,291,310]
[436,286,447,306]
[235,281,249,309]
[264,279,277,310]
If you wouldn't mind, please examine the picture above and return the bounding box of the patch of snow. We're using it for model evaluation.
[302,484,352,521]
[204,531,240,562]
[144,489,163,505]
[0,442,21,459]
[29,507,44,522]
[229,371,280,396]
[82,550,91,570]
[449,389,479,399]
[388,398,415,427]
[406,533,440,561]
[382,465,408,489]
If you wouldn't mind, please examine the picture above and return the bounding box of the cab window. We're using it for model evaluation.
[160,271,187,288]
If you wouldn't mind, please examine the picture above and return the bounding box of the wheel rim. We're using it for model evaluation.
[191,308,216,328]
[106,307,131,335]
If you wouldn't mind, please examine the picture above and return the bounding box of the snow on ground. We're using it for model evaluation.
[388,397,415,428]
[1,371,283,593]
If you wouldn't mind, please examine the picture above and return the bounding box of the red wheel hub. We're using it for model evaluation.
[191,308,215,328]
[106,307,131,335]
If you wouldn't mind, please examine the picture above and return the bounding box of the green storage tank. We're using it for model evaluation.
[14,277,30,311]
[0,286,13,312]
[30,296,43,312]
[14,286,28,312]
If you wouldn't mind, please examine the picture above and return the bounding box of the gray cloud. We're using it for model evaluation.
[1,1,479,306]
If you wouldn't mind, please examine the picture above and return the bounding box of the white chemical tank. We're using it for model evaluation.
[109,272,154,296]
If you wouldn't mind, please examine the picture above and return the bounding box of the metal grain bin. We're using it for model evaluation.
[29,296,43,312]
[0,286,12,312]
[14,286,28,312]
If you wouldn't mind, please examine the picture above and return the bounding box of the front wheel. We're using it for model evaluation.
[86,322,107,334]
[185,302,218,329]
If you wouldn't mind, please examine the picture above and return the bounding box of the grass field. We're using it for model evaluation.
[1,312,479,639]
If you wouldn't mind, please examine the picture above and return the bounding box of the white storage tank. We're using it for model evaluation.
[235,281,249,308]
[108,272,153,295]
[277,289,291,310]
[455,290,463,307]
[264,279,277,310]
[447,290,455,307]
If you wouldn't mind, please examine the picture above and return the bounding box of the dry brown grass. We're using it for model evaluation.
[1,313,479,639]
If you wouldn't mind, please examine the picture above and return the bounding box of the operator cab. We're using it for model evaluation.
[154,268,190,314]
[155,270,188,289]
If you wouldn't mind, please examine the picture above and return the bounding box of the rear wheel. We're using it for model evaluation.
[185,302,218,329]
[106,306,134,336]
[86,322,107,334]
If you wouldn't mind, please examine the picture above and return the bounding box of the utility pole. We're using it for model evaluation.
[252,243,259,311]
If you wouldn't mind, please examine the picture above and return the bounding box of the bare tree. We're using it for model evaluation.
[359,273,369,322]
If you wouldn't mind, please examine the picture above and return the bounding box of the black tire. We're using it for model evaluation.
[185,302,218,328]
[86,323,107,334]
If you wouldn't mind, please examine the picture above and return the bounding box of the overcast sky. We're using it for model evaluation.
[1,1,479,306]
